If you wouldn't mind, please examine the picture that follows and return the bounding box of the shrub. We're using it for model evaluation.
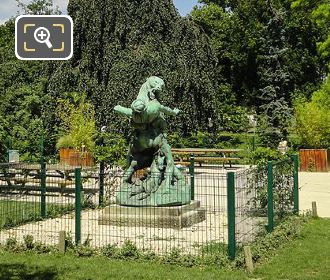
[23,235,34,250]
[101,244,119,258]
[4,237,20,251]
[257,115,284,149]
[56,92,97,152]
[118,240,140,259]
[56,135,74,149]
[249,147,285,165]
[75,244,96,257]
[295,77,330,148]
[93,132,127,166]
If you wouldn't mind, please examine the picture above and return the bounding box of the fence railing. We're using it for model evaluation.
[227,154,299,259]
[0,155,299,260]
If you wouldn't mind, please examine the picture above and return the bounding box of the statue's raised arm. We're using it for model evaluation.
[114,105,132,117]
[159,105,180,116]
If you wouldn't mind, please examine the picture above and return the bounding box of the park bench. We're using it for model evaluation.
[13,178,75,188]
[0,163,97,195]
[172,148,242,167]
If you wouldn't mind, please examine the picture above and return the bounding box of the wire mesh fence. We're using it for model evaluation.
[273,159,295,220]
[234,165,268,246]
[0,155,299,260]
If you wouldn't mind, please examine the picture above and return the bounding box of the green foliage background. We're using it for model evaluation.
[46,0,220,135]
[295,77,330,148]
[0,0,329,161]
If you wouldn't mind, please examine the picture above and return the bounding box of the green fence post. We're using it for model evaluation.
[227,172,236,260]
[40,160,46,218]
[75,168,82,245]
[189,155,195,200]
[99,161,105,205]
[40,137,46,218]
[292,154,299,214]
[267,161,274,233]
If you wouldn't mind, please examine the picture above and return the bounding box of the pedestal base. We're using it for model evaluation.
[98,201,206,229]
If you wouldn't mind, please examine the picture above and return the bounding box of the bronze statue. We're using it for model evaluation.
[114,76,191,206]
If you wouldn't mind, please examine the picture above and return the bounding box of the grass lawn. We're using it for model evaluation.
[253,218,330,280]
[0,218,328,279]
[0,200,41,228]
[0,200,74,229]
[0,253,247,280]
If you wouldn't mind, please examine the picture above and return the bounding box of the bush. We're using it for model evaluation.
[235,215,310,266]
[101,244,119,258]
[295,77,330,149]
[257,115,284,149]
[23,235,34,250]
[219,105,250,133]
[56,135,74,149]
[118,240,140,259]
[2,236,55,254]
[75,244,96,257]
[93,132,127,166]
[4,237,21,252]
[249,147,285,165]
[56,92,97,152]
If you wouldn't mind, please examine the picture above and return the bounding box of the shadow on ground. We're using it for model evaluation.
[0,263,58,280]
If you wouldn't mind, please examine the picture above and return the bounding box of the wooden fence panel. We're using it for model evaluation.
[299,149,328,172]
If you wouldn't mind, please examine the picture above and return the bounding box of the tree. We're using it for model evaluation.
[0,0,60,161]
[16,0,61,15]
[292,0,330,61]
[292,0,330,149]
[192,0,328,141]
[46,0,220,135]
[257,4,292,140]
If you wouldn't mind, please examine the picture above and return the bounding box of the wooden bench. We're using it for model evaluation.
[172,148,242,167]
[175,157,240,167]
[13,178,75,188]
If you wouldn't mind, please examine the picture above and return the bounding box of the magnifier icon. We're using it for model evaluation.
[34,27,53,49]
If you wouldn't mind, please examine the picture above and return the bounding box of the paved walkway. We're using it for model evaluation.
[299,172,330,217]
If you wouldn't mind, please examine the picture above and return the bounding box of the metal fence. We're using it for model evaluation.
[0,155,299,260]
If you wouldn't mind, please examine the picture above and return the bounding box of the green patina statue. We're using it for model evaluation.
[114,76,191,207]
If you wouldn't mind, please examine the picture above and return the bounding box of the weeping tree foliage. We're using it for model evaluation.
[47,0,219,135]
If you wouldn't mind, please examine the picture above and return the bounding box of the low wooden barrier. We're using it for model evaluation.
[299,149,328,172]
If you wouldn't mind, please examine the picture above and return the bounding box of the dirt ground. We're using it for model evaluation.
[299,172,330,217]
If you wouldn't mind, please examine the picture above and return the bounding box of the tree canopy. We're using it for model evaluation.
[47,0,220,135]
[192,0,328,141]
[0,0,329,160]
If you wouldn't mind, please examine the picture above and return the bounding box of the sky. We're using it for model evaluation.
[0,0,199,24]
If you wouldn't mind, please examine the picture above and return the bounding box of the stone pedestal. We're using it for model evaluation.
[98,201,206,229]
